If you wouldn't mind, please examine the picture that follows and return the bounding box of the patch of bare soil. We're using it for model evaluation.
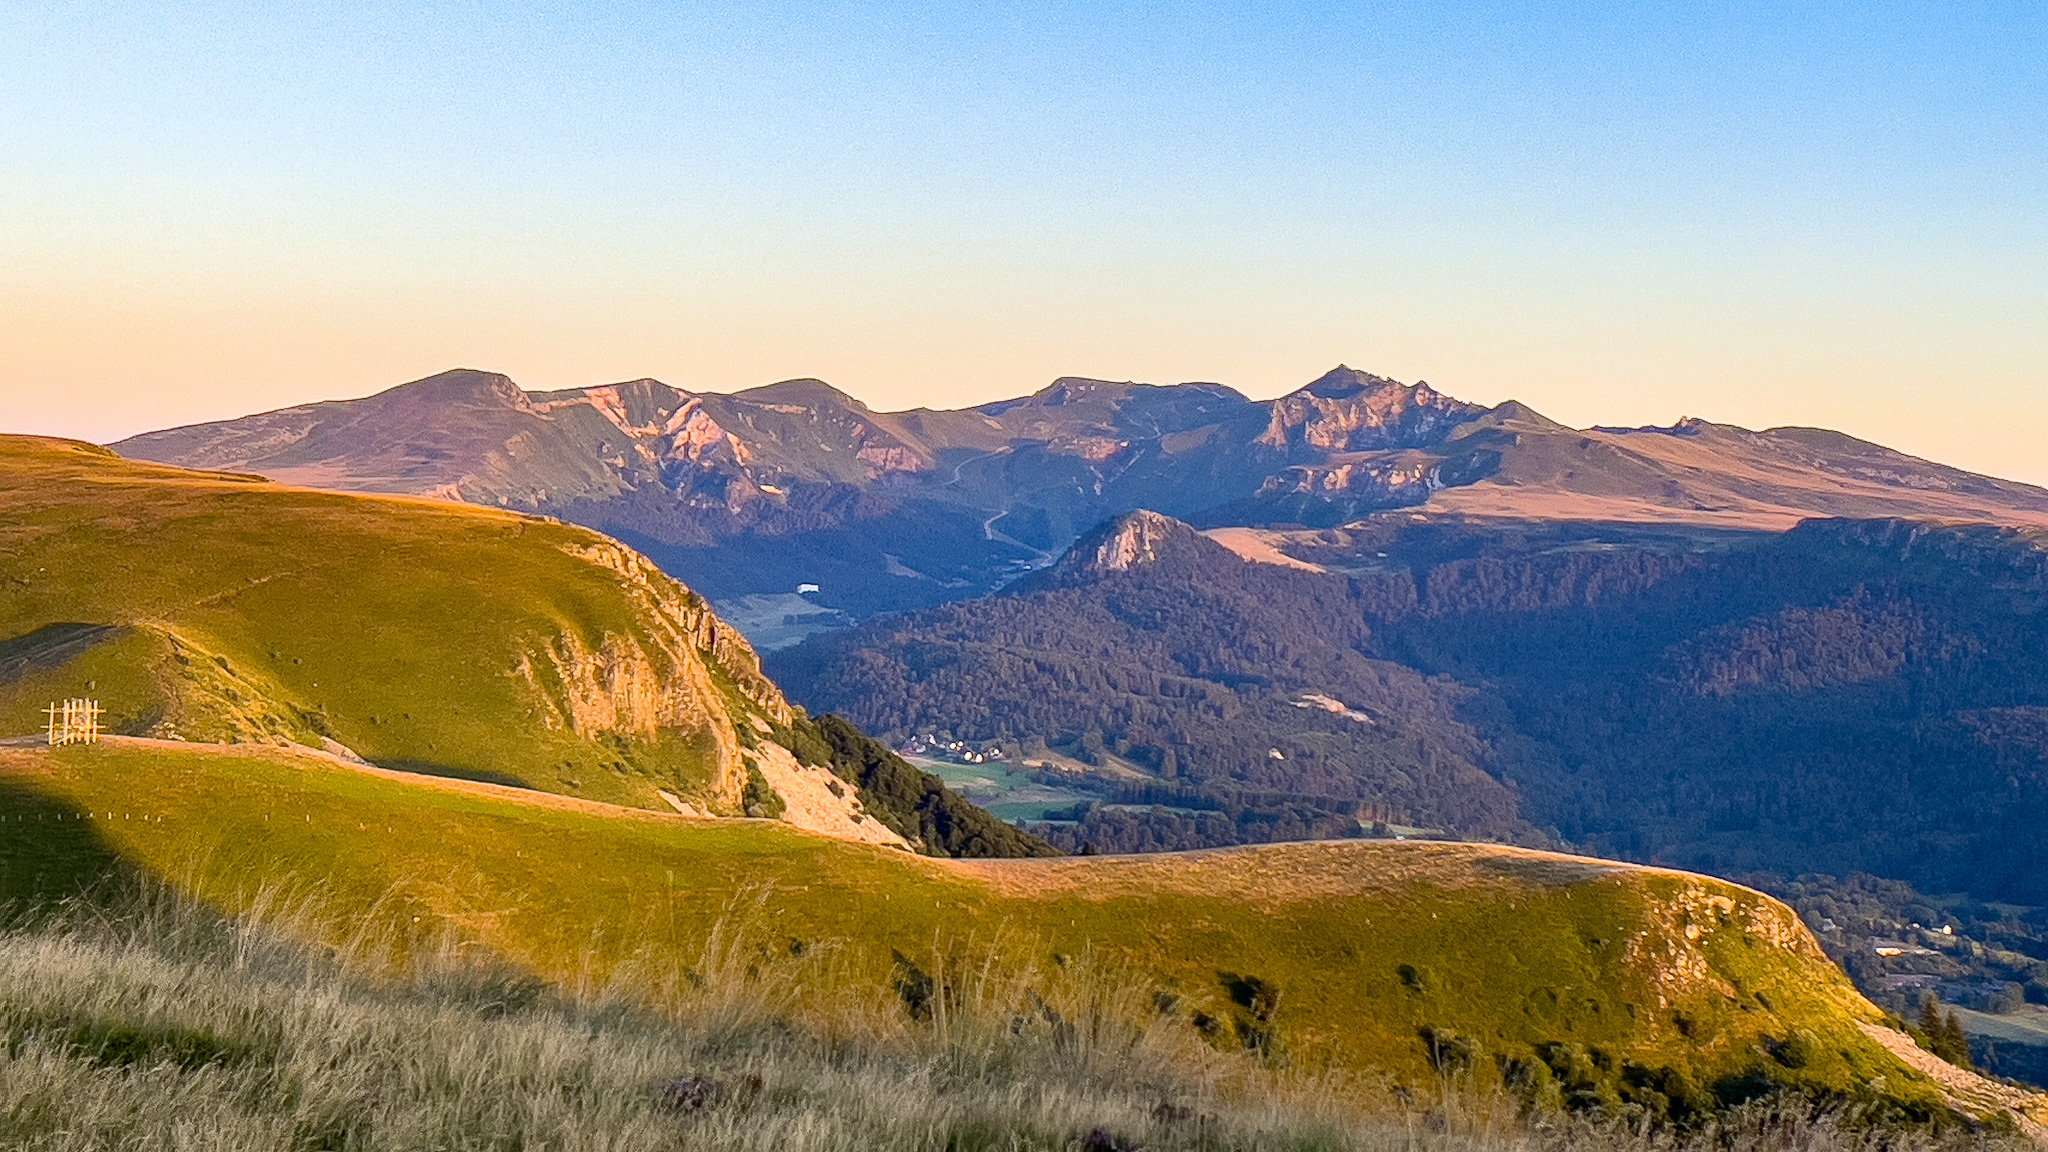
[749,740,910,849]
[1858,1022,2048,1141]
[945,838,1634,903]
[1199,527,1329,572]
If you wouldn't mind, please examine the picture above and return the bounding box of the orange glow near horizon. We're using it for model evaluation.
[4,268,2043,488]
[3,6,2041,484]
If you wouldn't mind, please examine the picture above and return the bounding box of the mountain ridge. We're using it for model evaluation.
[113,366,2048,636]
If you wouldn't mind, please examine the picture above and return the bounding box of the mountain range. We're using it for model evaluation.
[115,366,2048,646]
[107,366,2048,903]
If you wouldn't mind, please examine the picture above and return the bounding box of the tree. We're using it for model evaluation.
[1919,993,1972,1069]
[1918,991,1942,1038]
[1940,1010,1974,1070]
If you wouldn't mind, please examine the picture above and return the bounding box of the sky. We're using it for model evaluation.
[2,2,2044,481]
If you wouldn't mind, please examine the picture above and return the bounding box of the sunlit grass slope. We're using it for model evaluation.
[0,739,1956,1120]
[0,435,787,810]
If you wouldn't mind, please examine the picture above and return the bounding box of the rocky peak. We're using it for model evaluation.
[734,378,870,413]
[1085,509,1189,571]
[1298,364,1406,400]
[1258,366,1488,455]
[1026,509,1232,590]
[375,369,535,413]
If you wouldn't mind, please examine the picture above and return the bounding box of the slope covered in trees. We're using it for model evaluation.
[774,514,1528,844]
[773,513,2048,902]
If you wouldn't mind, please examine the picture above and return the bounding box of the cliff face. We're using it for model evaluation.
[1255,367,1487,453]
[556,538,792,725]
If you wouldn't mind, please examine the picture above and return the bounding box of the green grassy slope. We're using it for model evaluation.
[0,435,787,812]
[0,739,1972,1122]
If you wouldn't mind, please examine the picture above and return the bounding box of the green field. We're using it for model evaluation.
[0,737,1968,1122]
[1956,1007,2048,1047]
[909,757,1097,821]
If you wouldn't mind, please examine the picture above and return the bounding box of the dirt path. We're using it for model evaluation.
[10,735,939,858]
[63,735,722,828]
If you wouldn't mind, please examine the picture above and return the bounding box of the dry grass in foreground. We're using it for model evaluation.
[0,880,2030,1152]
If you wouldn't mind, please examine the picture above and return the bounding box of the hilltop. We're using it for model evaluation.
[777,509,1527,845]
[2,735,2017,1127]
[114,366,2048,638]
[0,435,1041,856]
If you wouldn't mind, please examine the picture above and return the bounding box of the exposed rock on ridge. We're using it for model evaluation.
[1255,366,1487,453]
[115,365,2048,633]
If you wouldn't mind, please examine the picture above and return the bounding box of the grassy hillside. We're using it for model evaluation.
[10,882,2021,1152]
[0,738,1992,1125]
[0,434,797,813]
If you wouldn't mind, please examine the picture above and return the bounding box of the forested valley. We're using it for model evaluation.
[772,514,2048,905]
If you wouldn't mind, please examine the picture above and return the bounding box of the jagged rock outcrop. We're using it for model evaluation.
[557,540,791,724]
[1029,509,1239,589]
[1255,366,1486,453]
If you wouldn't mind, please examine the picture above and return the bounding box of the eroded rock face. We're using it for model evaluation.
[1621,877,1828,1019]
[556,540,791,725]
[1085,510,1186,572]
[511,538,797,813]
[1257,454,1444,504]
[1256,367,1486,455]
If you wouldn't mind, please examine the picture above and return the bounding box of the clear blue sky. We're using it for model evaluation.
[3,2,2044,480]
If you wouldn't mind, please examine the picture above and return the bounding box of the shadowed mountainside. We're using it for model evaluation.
[773,509,2048,902]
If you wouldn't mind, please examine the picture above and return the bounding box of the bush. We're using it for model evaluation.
[742,759,787,819]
